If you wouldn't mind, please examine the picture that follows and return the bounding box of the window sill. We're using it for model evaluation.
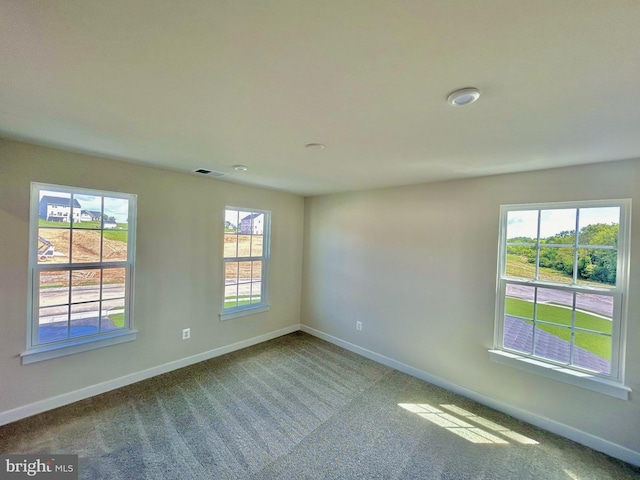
[219,304,270,322]
[488,349,631,400]
[21,330,137,365]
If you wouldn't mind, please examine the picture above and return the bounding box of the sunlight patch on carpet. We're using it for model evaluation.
[563,469,585,480]
[398,403,539,445]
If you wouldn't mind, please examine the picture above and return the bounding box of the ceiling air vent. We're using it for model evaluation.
[194,168,225,177]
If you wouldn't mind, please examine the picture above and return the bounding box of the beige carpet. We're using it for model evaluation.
[1,332,638,479]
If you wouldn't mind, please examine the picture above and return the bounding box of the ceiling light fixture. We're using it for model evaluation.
[447,87,480,106]
[305,143,325,151]
[232,164,248,171]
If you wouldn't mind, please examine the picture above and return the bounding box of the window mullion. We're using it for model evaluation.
[98,196,105,333]
[531,287,538,356]
[235,210,240,258]
[98,268,103,333]
[249,256,255,304]
[31,270,39,347]
[250,215,254,253]
[609,292,623,380]
[65,269,72,340]
[69,221,74,269]
[535,211,541,281]
[99,196,104,263]
[573,209,580,284]
[569,291,577,365]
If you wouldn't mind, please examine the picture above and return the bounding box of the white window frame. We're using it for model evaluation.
[22,183,137,364]
[490,199,631,399]
[220,206,271,321]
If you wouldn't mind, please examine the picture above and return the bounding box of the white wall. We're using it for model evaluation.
[0,139,304,417]
[301,159,640,460]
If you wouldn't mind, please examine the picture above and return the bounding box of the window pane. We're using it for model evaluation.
[102,229,128,262]
[534,288,572,363]
[238,261,252,284]
[578,207,619,246]
[505,284,534,304]
[251,233,263,257]
[251,213,264,235]
[539,209,576,240]
[225,262,239,285]
[504,317,533,355]
[250,282,262,304]
[38,191,72,226]
[534,324,571,364]
[238,211,253,235]
[39,270,69,307]
[503,285,534,354]
[505,245,535,279]
[536,288,573,324]
[538,209,576,282]
[224,233,238,258]
[538,246,573,283]
[224,285,239,308]
[104,197,128,230]
[575,293,613,323]
[506,210,538,242]
[573,331,611,375]
[73,194,101,229]
[576,248,616,287]
[237,282,251,304]
[71,269,101,303]
[237,235,251,257]
[251,260,262,281]
[38,228,69,264]
[225,209,239,233]
[103,298,125,331]
[70,302,100,338]
[38,305,69,344]
[70,195,82,226]
[102,267,126,300]
[71,229,101,263]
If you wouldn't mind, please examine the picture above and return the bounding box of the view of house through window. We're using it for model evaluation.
[223,207,270,316]
[27,183,136,359]
[496,201,630,380]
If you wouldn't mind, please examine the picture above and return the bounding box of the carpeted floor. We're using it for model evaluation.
[1,332,638,479]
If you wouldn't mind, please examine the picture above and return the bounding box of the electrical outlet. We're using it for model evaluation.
[356,321,362,331]
[182,328,191,340]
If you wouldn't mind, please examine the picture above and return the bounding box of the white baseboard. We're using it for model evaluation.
[300,324,640,467]
[0,324,299,427]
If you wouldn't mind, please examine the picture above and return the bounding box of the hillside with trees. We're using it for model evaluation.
[507,223,617,285]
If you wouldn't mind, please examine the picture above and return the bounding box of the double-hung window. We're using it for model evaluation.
[23,183,137,364]
[221,207,270,320]
[491,200,631,399]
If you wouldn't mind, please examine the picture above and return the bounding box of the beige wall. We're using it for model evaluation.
[3,136,640,459]
[301,159,640,455]
[0,139,304,413]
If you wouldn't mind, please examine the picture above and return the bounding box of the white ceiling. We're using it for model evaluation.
[2,1,640,196]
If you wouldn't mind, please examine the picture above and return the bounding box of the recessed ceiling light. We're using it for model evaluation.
[232,164,248,171]
[447,87,480,106]
[305,143,325,151]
